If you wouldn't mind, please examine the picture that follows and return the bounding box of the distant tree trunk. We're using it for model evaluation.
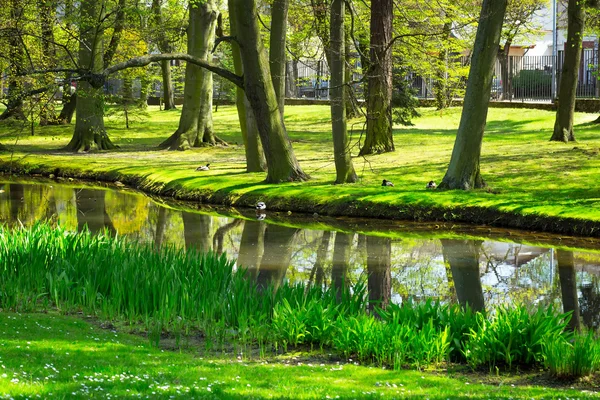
[359,0,393,156]
[160,0,218,150]
[441,239,485,313]
[160,60,176,110]
[154,207,169,250]
[310,231,331,290]
[344,31,359,119]
[237,220,266,280]
[57,93,77,124]
[230,0,308,183]
[0,0,26,121]
[270,0,289,116]
[330,0,357,183]
[229,5,266,172]
[557,250,581,332]
[103,0,127,69]
[9,184,24,223]
[182,212,212,253]
[434,20,452,110]
[497,39,512,101]
[140,74,150,107]
[285,59,298,98]
[438,0,507,190]
[38,0,60,126]
[65,0,116,151]
[366,236,391,311]
[152,0,176,110]
[551,0,585,142]
[331,232,353,299]
[256,225,298,290]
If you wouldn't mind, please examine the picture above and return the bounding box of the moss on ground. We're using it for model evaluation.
[1,105,600,236]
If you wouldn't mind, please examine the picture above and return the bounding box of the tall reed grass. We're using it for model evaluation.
[1,224,597,376]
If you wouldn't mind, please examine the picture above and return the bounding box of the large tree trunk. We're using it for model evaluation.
[0,0,26,121]
[441,239,485,313]
[256,225,298,290]
[38,0,60,126]
[230,0,308,182]
[366,236,391,311]
[160,60,176,110]
[331,232,353,299]
[344,31,359,119]
[237,220,266,280]
[65,0,116,151]
[438,0,507,190]
[551,0,585,142]
[557,250,581,332]
[330,0,357,183]
[160,0,218,150]
[359,0,394,156]
[285,59,298,98]
[154,206,170,251]
[270,0,289,116]
[212,219,242,255]
[103,0,127,69]
[57,93,77,124]
[229,6,266,172]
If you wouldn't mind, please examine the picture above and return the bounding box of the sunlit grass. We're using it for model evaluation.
[3,312,597,399]
[0,105,600,226]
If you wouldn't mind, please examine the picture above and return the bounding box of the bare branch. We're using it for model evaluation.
[103,53,243,88]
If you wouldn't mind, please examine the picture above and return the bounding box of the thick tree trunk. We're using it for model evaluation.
[229,2,266,172]
[438,0,507,190]
[160,0,217,150]
[160,60,176,110]
[231,0,308,182]
[270,0,289,116]
[360,0,394,156]
[0,0,26,121]
[366,236,391,311]
[441,239,485,313]
[103,0,127,69]
[256,225,298,290]
[237,220,266,280]
[330,0,357,183]
[65,0,116,151]
[57,93,77,124]
[182,212,212,254]
[551,0,585,142]
[331,232,353,299]
[557,250,581,332]
[285,59,298,98]
[38,0,60,126]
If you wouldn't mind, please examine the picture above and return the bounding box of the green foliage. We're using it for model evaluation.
[544,329,600,378]
[462,306,569,370]
[392,69,421,126]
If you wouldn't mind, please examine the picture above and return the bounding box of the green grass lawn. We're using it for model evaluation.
[1,105,599,233]
[1,312,598,399]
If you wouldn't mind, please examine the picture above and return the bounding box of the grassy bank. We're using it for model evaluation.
[2,224,600,381]
[1,105,600,236]
[4,313,598,399]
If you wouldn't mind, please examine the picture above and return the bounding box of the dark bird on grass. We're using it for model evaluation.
[426,181,437,189]
[196,163,210,171]
[256,201,266,211]
[381,179,394,187]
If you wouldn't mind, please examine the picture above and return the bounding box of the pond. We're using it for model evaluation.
[1,178,600,327]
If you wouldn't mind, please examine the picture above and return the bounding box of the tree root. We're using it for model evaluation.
[64,132,118,152]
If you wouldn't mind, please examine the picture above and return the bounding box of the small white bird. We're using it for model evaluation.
[257,213,266,221]
[381,179,394,187]
[196,163,210,171]
[256,201,266,211]
[426,181,437,189]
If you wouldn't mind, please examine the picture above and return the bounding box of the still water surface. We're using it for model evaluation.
[1,179,600,326]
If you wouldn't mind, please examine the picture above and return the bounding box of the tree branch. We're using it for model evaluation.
[211,36,239,53]
[103,53,243,88]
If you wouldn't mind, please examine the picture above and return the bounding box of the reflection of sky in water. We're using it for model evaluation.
[2,180,600,315]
